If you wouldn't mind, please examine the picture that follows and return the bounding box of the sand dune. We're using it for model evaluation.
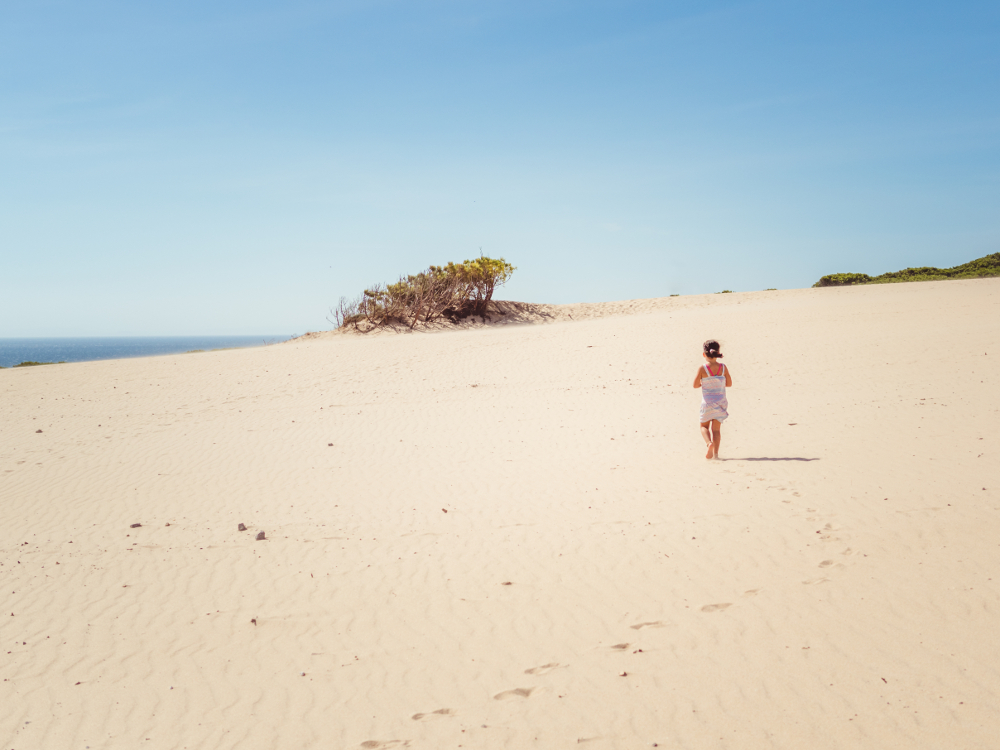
[2,278,999,749]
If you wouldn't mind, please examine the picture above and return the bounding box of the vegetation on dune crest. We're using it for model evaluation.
[0,361,66,369]
[331,256,516,331]
[814,253,1000,287]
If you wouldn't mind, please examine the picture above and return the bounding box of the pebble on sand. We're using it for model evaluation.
[256,531,266,541]
[238,523,247,531]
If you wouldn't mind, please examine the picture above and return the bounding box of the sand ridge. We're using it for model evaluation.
[2,278,999,749]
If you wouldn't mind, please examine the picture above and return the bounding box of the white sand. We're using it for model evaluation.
[2,278,999,749]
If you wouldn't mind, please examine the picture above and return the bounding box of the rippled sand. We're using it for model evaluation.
[2,278,998,749]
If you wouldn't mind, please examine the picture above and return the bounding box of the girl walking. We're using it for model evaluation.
[693,340,732,459]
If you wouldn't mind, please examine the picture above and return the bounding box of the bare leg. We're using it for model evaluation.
[700,422,714,459]
[712,420,722,459]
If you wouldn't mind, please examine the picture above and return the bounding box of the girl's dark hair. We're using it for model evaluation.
[703,340,722,358]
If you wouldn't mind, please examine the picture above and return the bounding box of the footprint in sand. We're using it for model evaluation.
[700,603,732,612]
[360,741,410,749]
[611,642,630,650]
[493,687,536,701]
[630,621,667,630]
[818,560,836,568]
[743,589,760,597]
[802,577,830,585]
[525,663,563,675]
[817,524,841,541]
[411,708,454,721]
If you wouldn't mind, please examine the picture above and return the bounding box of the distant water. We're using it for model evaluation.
[0,336,292,368]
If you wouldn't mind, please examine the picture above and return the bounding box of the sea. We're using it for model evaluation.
[0,336,292,369]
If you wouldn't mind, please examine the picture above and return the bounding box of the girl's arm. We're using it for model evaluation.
[725,366,733,387]
[693,367,704,388]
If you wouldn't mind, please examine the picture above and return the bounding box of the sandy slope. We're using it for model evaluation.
[2,278,999,750]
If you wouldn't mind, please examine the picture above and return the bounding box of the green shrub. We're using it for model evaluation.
[814,253,1000,287]
[813,273,872,287]
[331,255,516,331]
[716,290,733,294]
[12,361,65,367]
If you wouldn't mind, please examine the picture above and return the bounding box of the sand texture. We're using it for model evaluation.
[2,278,999,749]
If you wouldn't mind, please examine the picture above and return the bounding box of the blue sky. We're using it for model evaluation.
[2,0,998,336]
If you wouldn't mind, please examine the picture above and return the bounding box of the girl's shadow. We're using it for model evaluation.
[721,457,819,462]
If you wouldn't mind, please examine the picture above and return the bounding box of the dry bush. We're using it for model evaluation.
[330,256,516,331]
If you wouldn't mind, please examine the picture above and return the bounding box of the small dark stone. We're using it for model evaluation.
[255,531,266,541]
[130,523,141,528]
[35,429,43,433]
[238,523,247,531]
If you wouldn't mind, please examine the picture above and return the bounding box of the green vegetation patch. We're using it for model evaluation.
[814,253,1000,288]
[11,361,66,367]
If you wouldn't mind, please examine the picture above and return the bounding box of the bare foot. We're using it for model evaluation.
[705,443,715,459]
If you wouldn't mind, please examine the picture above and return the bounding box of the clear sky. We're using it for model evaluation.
[2,0,998,336]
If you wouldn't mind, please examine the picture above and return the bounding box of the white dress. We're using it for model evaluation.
[699,364,729,423]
